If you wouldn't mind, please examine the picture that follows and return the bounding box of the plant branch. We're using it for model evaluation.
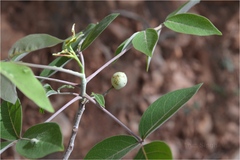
[49,92,80,96]
[77,50,85,74]
[35,76,79,86]
[85,94,142,142]
[15,62,84,78]
[86,47,130,82]
[78,50,87,96]
[63,50,87,159]
[63,99,87,160]
[45,96,82,122]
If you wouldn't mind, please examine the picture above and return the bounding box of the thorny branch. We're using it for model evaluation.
[85,94,142,143]
[86,47,130,82]
[45,96,82,122]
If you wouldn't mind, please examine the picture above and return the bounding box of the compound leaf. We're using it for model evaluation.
[0,62,54,113]
[84,135,139,160]
[134,141,172,159]
[139,83,203,139]
[164,13,222,36]
[0,99,22,140]
[16,122,63,159]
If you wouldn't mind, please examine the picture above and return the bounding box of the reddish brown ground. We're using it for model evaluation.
[1,1,239,159]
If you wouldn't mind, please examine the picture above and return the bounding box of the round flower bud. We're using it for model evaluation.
[111,72,127,90]
[30,138,39,144]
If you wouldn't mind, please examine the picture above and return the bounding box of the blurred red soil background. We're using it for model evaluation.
[1,1,239,159]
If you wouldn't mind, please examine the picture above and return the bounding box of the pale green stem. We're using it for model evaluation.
[15,62,84,78]
[48,92,80,96]
[71,52,83,72]
[78,50,85,74]
[76,50,86,95]
[35,76,79,86]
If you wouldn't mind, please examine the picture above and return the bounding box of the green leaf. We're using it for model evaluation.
[39,56,71,79]
[16,122,63,159]
[91,92,105,107]
[0,62,54,113]
[57,84,74,92]
[8,34,64,60]
[139,83,203,139]
[132,28,159,57]
[84,135,139,160]
[0,74,17,104]
[0,99,22,140]
[146,29,161,71]
[115,40,127,56]
[43,84,58,97]
[11,52,29,62]
[63,23,96,51]
[134,141,172,159]
[166,0,200,19]
[164,13,222,36]
[115,32,139,55]
[81,13,119,51]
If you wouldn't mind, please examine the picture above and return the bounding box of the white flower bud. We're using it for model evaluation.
[111,72,127,90]
[30,138,39,144]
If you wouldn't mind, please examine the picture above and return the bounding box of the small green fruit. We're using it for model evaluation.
[111,72,127,90]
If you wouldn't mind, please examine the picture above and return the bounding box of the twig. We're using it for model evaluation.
[102,86,114,97]
[86,47,130,82]
[85,94,142,142]
[35,76,79,86]
[49,92,80,96]
[63,48,87,159]
[45,96,82,122]
[63,100,87,160]
[15,62,84,78]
